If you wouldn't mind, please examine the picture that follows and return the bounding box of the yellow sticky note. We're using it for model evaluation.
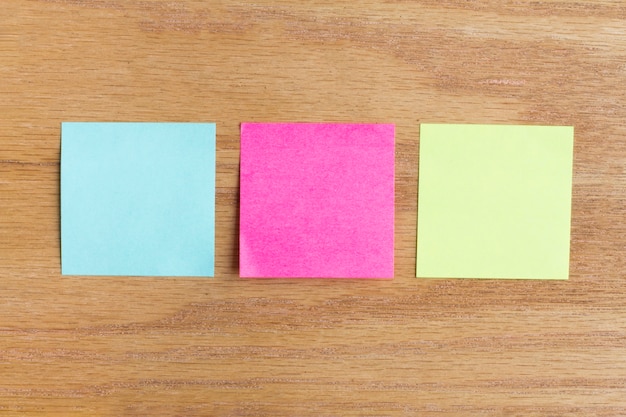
[416,124,574,279]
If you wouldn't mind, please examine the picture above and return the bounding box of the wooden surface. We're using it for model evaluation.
[1,1,625,415]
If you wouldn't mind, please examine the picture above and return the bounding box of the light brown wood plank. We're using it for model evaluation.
[1,0,625,415]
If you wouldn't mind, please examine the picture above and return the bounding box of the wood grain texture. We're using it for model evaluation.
[1,0,625,415]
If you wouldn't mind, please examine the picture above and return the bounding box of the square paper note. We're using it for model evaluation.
[416,124,574,279]
[240,123,395,278]
[61,122,216,276]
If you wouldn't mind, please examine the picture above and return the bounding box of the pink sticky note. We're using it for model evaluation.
[240,123,395,278]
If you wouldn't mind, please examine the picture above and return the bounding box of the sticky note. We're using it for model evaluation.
[416,123,574,279]
[61,122,216,276]
[240,123,395,278]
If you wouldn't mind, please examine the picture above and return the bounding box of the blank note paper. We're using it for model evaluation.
[416,124,574,279]
[61,122,216,276]
[240,123,395,278]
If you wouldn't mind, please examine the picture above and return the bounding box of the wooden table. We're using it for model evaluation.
[2,1,625,415]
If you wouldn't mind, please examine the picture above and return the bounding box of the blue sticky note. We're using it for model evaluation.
[61,122,216,276]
